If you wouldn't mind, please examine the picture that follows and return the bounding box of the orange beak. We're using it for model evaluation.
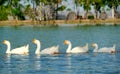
[64,40,68,45]
[32,38,36,43]
[2,40,6,44]
[91,43,94,47]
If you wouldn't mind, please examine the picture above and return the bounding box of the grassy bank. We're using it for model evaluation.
[0,19,120,26]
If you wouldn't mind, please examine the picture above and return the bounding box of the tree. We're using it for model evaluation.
[74,0,80,18]
[0,0,7,5]
[49,0,62,20]
[0,5,9,20]
[3,0,26,20]
[0,0,11,20]
[76,0,92,19]
[106,0,120,19]
[39,0,63,20]
[92,0,104,19]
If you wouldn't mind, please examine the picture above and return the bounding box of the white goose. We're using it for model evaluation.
[32,39,59,55]
[64,40,88,53]
[3,40,29,55]
[91,43,116,53]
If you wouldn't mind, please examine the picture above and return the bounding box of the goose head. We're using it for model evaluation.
[91,43,98,51]
[64,40,72,53]
[3,40,11,53]
[91,43,98,48]
[32,38,40,44]
[3,40,10,45]
[32,38,41,54]
[64,40,71,45]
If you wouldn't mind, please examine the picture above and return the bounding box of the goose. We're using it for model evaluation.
[64,40,88,53]
[91,43,116,53]
[32,38,59,55]
[3,40,29,55]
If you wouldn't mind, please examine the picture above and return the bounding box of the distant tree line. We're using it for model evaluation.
[0,0,119,21]
[75,0,120,19]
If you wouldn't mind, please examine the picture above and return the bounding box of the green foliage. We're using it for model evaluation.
[66,8,72,11]
[56,5,66,11]
[75,0,93,11]
[0,0,7,5]
[105,0,119,9]
[79,16,82,19]
[88,15,94,19]
[11,8,25,20]
[39,0,62,5]
[0,6,9,20]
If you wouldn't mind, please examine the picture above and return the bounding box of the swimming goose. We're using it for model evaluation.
[91,43,115,53]
[32,38,59,55]
[3,40,29,55]
[64,40,88,53]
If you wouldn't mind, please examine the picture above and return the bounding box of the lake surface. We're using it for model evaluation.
[0,25,120,74]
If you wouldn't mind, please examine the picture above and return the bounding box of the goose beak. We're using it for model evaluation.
[64,40,68,45]
[32,38,36,43]
[2,40,6,44]
[91,43,94,47]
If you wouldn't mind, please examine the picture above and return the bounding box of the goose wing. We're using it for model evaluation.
[11,44,29,54]
[99,47,112,53]
[41,45,59,54]
[71,46,85,53]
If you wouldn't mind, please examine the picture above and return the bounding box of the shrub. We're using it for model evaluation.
[79,16,82,19]
[0,6,8,20]
[88,15,94,19]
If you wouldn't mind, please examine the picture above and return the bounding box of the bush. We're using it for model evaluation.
[88,15,94,19]
[0,6,8,20]
[79,16,82,19]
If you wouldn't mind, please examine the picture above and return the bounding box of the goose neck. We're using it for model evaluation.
[93,44,98,52]
[35,41,41,54]
[66,42,72,53]
[6,42,11,53]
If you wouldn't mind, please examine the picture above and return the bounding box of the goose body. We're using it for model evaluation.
[64,40,88,53]
[3,40,29,55]
[33,39,59,55]
[91,43,115,53]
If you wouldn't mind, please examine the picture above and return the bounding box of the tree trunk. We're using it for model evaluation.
[85,10,89,19]
[55,3,58,20]
[39,2,42,21]
[95,10,99,19]
[112,6,115,19]
[32,0,35,21]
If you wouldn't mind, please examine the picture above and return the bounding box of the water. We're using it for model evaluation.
[0,25,120,74]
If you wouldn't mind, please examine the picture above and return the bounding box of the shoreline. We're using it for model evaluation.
[0,19,120,26]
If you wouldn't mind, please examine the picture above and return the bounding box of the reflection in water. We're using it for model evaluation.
[66,54,72,67]
[34,55,41,70]
[65,54,73,73]
[4,54,30,74]
[5,54,12,74]
[6,54,11,63]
